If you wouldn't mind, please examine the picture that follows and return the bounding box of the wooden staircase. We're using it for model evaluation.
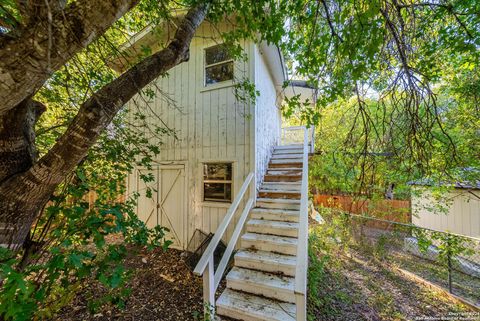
[215,144,304,321]
[194,127,312,321]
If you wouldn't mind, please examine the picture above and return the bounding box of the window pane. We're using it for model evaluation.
[204,163,232,181]
[205,45,231,65]
[204,183,232,202]
[205,62,234,85]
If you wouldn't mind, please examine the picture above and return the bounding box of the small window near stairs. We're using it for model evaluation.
[204,44,234,86]
[203,163,233,202]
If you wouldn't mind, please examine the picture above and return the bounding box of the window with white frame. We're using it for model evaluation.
[203,163,233,202]
[204,44,234,86]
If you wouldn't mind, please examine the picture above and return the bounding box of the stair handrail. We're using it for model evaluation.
[193,172,255,317]
[294,127,309,321]
[281,126,315,154]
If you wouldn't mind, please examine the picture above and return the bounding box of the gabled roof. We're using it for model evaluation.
[110,12,287,89]
[409,169,480,190]
[109,12,321,107]
[409,179,480,190]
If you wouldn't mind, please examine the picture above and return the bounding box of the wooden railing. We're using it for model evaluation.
[280,125,315,153]
[194,126,311,319]
[193,172,255,317]
[293,126,309,321]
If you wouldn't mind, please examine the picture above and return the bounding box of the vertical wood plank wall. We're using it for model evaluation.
[126,22,261,248]
[412,188,480,238]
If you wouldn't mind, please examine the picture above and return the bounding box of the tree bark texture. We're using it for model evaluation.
[0,98,45,183]
[0,3,209,248]
[0,0,139,117]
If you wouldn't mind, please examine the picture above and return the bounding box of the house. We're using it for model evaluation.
[112,11,315,321]
[408,180,480,279]
[410,180,480,238]
[112,13,314,250]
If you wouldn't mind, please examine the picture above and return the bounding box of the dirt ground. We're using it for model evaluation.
[57,240,478,321]
[309,249,478,321]
[58,247,212,321]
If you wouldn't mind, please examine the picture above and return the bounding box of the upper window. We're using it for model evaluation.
[203,163,233,202]
[204,45,234,86]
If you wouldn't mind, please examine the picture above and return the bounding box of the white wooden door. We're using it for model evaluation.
[136,168,158,229]
[135,165,186,249]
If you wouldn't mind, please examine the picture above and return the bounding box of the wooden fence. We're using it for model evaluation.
[313,194,411,230]
[83,190,126,208]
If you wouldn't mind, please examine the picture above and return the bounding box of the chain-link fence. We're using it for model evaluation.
[319,210,480,307]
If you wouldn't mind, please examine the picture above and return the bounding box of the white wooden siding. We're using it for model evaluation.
[126,21,254,246]
[412,188,480,238]
[254,45,282,188]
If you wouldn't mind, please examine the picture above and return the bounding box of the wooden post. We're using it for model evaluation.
[203,256,215,318]
[312,126,315,153]
[296,292,307,321]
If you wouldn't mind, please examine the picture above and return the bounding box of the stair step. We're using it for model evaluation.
[226,267,296,303]
[261,183,301,192]
[251,208,300,223]
[256,198,301,210]
[258,189,301,199]
[271,153,303,159]
[275,144,302,150]
[270,158,303,164]
[272,151,303,157]
[216,288,296,321]
[241,232,298,255]
[246,219,299,237]
[235,249,297,276]
[266,169,302,175]
[264,174,302,183]
[269,162,303,169]
[213,143,310,319]
[273,148,303,154]
[267,167,303,171]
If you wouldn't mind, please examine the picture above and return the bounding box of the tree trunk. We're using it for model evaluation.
[0,0,139,117]
[385,183,395,200]
[0,98,45,183]
[0,3,209,249]
[0,98,45,249]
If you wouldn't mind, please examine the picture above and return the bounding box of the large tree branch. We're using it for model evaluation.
[0,3,209,247]
[380,7,415,90]
[320,0,343,42]
[16,0,66,25]
[0,0,139,117]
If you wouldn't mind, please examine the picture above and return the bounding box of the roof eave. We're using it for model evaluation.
[258,42,287,90]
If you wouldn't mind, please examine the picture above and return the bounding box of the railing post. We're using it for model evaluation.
[447,235,453,294]
[203,256,215,318]
[296,293,307,321]
[310,126,315,154]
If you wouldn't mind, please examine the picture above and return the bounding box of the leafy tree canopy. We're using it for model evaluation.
[0,0,478,319]
[279,0,479,196]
